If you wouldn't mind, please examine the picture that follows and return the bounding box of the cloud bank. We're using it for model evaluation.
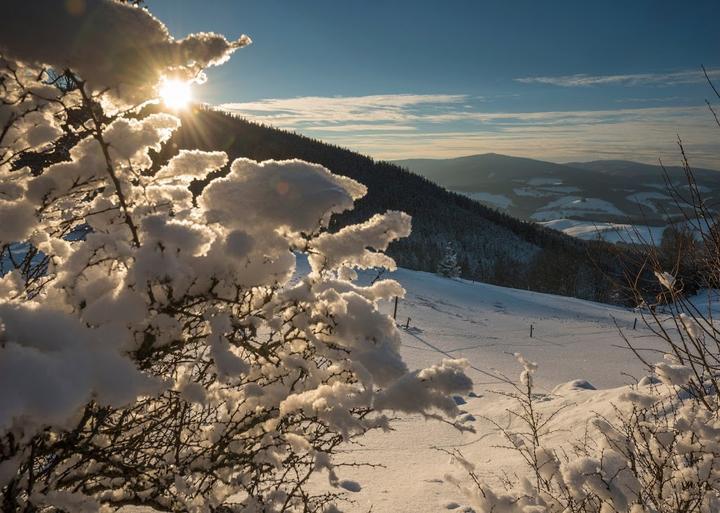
[221,95,720,168]
[222,94,468,127]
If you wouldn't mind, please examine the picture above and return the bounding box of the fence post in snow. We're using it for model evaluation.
[633,318,637,330]
[405,317,411,329]
[530,324,533,338]
[393,296,398,320]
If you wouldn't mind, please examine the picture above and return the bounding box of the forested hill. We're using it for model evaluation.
[158,106,629,304]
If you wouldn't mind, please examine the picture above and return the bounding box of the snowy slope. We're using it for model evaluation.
[539,218,666,244]
[125,264,667,513]
[376,267,651,388]
[310,267,666,513]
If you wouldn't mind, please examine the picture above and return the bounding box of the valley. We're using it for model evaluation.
[395,153,720,243]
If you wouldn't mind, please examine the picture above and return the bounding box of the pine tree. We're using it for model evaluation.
[437,242,462,278]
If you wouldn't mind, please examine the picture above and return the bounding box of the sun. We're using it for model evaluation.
[159,78,192,110]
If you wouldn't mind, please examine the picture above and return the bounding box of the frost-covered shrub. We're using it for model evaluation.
[446,356,720,513]
[0,2,471,511]
[445,68,720,513]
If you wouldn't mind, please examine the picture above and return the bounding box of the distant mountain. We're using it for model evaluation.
[395,153,577,190]
[567,159,720,181]
[150,108,632,304]
[394,154,720,228]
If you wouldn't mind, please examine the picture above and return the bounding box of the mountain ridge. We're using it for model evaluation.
[151,106,632,304]
[393,153,720,226]
[396,153,720,175]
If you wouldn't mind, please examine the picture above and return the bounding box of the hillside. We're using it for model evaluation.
[305,263,666,512]
[155,107,632,303]
[394,153,720,230]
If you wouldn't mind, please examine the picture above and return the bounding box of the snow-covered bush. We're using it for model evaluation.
[445,250,720,513]
[0,2,472,511]
[446,356,720,513]
[445,69,720,513]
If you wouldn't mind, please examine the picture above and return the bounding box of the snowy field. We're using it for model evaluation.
[459,191,514,209]
[120,263,669,513]
[304,267,666,512]
[530,196,626,221]
[625,191,672,213]
[17,253,670,513]
[540,218,666,244]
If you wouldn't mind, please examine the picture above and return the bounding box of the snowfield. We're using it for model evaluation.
[539,218,666,244]
[124,262,670,513]
[459,191,514,209]
[531,196,626,221]
[304,266,666,512]
[512,186,557,198]
[526,178,563,187]
[625,191,672,213]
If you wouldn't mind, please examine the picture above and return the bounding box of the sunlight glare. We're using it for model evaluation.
[159,79,192,110]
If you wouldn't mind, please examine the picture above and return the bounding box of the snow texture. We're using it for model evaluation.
[0,0,250,102]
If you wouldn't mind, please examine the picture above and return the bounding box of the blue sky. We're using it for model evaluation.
[150,0,720,167]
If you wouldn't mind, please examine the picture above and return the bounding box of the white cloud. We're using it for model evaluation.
[219,94,720,169]
[221,94,468,126]
[515,69,720,87]
[308,124,418,132]
[325,109,720,168]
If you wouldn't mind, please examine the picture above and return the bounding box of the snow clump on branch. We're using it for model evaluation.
[0,3,472,510]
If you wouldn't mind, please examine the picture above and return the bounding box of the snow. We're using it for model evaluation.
[0,303,163,432]
[299,265,664,512]
[527,178,563,186]
[3,4,701,508]
[372,267,652,388]
[0,0,249,103]
[680,183,711,193]
[531,196,626,221]
[103,263,669,513]
[513,187,555,198]
[513,185,581,199]
[540,218,666,244]
[1,56,478,509]
[459,191,513,209]
[626,191,672,213]
[688,289,720,316]
[644,182,671,191]
[542,185,581,193]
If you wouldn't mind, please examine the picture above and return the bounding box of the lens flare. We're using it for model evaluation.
[159,79,192,110]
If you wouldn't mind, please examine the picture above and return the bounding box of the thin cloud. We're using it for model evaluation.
[515,69,720,87]
[221,94,468,126]
[614,96,688,104]
[308,124,418,132]
[222,95,708,129]
[218,94,720,169]
[323,116,720,169]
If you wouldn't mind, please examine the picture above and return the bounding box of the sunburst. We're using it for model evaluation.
[159,78,192,110]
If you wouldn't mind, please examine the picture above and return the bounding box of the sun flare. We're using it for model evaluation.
[159,79,192,110]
